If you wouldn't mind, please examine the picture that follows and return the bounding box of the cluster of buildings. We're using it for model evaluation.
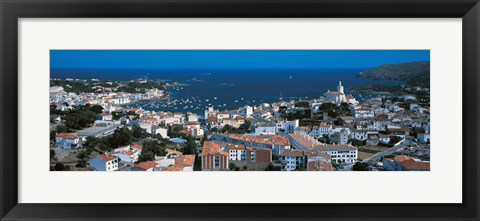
[205,107,247,129]
[383,155,430,171]
[88,146,196,172]
[131,110,204,138]
[201,141,272,171]
[50,84,164,112]
[51,79,430,172]
[323,81,358,104]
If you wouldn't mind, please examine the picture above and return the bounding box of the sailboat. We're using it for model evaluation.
[289,75,292,80]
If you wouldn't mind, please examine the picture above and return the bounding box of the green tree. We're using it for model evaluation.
[182,137,197,154]
[104,127,133,148]
[144,140,167,156]
[76,159,87,168]
[83,136,102,149]
[352,162,369,171]
[56,125,68,133]
[229,162,237,171]
[54,163,66,171]
[89,105,103,114]
[218,121,251,134]
[265,163,280,171]
[63,108,96,130]
[50,130,57,141]
[132,125,148,140]
[320,134,331,144]
[332,161,340,169]
[50,149,56,160]
[138,151,155,162]
[77,149,91,160]
[348,139,365,146]
[167,124,185,138]
[295,101,310,108]
[389,136,402,145]
[138,140,167,162]
[319,103,340,118]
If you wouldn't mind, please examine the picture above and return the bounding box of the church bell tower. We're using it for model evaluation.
[337,81,344,94]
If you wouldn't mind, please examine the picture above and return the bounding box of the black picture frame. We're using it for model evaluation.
[1,0,479,220]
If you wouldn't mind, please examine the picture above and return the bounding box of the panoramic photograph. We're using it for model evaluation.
[49,50,430,172]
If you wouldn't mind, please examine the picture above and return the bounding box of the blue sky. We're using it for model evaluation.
[50,50,429,69]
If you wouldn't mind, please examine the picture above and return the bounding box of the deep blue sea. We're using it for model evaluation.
[51,68,401,115]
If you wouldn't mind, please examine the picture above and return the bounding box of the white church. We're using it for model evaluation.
[323,81,358,104]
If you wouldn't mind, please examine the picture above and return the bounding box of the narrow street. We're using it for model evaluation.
[364,138,412,162]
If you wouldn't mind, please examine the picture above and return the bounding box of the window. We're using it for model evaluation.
[214,156,220,168]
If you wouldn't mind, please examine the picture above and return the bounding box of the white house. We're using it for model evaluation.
[275,119,299,134]
[187,113,199,122]
[163,155,196,171]
[211,134,290,156]
[110,148,140,165]
[317,124,332,137]
[228,145,247,161]
[312,144,358,164]
[55,133,80,149]
[238,105,253,118]
[350,130,368,141]
[332,129,349,145]
[97,113,113,121]
[151,126,168,138]
[280,149,306,171]
[324,81,347,103]
[379,134,391,144]
[351,108,375,118]
[254,126,276,135]
[88,155,118,171]
[280,149,331,171]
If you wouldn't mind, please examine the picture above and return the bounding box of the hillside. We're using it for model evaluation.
[356,61,430,87]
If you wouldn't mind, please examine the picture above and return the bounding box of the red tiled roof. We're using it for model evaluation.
[307,160,333,171]
[221,134,290,146]
[280,149,304,157]
[304,151,332,160]
[202,141,228,156]
[132,144,143,150]
[395,155,430,171]
[401,159,430,171]
[134,161,157,170]
[162,165,184,171]
[99,155,117,162]
[175,155,195,167]
[56,133,79,139]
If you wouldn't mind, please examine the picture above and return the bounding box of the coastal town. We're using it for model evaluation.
[50,77,430,172]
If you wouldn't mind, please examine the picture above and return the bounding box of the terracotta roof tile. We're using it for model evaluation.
[134,161,157,170]
[98,155,117,162]
[56,133,79,139]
